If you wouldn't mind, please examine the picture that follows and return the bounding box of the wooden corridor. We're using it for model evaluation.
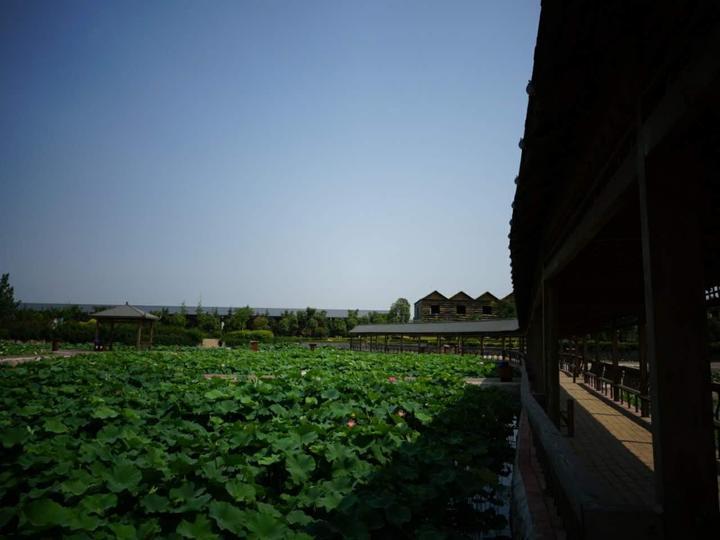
[558,373,655,507]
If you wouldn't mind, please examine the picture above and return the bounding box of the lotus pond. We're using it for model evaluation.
[0,347,518,538]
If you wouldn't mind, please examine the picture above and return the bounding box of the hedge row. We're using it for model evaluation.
[222,330,274,346]
[0,321,204,346]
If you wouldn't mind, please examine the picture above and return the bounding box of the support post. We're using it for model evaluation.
[638,321,649,417]
[94,320,100,351]
[480,336,485,357]
[136,322,143,349]
[109,322,115,351]
[639,141,719,535]
[543,280,560,425]
[611,321,619,401]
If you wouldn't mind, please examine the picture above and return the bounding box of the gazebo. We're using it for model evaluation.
[91,303,159,350]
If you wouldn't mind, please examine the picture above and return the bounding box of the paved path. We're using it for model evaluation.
[558,373,655,506]
[0,349,87,366]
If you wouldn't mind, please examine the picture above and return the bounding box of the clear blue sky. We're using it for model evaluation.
[1,0,540,310]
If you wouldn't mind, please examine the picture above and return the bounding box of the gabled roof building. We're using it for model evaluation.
[413,290,511,321]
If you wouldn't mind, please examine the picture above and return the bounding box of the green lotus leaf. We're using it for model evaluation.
[208,501,246,536]
[109,523,137,539]
[140,493,169,513]
[285,453,315,484]
[24,498,70,527]
[177,514,219,539]
[104,461,142,493]
[0,426,29,447]
[92,406,119,419]
[44,418,69,434]
[225,480,256,503]
[79,493,117,515]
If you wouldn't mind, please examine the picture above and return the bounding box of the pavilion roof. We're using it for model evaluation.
[91,304,159,320]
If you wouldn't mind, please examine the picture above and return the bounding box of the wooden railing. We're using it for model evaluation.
[713,382,720,463]
[516,351,661,538]
[579,360,651,418]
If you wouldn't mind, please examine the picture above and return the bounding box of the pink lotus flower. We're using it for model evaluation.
[346,419,357,428]
[387,376,397,383]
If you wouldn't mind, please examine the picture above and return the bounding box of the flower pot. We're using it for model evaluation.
[497,362,513,382]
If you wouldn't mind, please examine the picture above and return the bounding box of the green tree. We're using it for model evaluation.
[388,298,411,323]
[251,316,269,330]
[346,309,359,331]
[228,306,253,331]
[496,299,517,319]
[0,273,19,321]
[368,311,386,324]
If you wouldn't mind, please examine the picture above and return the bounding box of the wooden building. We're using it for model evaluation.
[510,0,720,537]
[413,290,505,321]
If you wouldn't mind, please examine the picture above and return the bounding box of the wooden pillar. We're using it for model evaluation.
[94,320,100,350]
[480,336,485,357]
[149,322,155,348]
[416,336,420,354]
[639,142,718,534]
[400,335,404,353]
[109,321,115,351]
[136,322,143,349]
[437,335,441,354]
[543,280,560,425]
[638,321,649,417]
[527,313,545,396]
[460,336,464,355]
[611,321,619,400]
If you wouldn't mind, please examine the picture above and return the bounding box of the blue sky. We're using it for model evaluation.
[1,0,540,310]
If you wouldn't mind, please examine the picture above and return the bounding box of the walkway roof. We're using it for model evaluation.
[349,319,519,336]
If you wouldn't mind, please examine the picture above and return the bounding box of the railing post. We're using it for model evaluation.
[567,399,574,437]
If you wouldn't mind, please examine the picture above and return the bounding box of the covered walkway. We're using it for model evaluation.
[559,373,654,506]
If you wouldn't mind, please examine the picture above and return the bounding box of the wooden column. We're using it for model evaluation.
[149,321,155,348]
[136,322,143,349]
[109,321,115,351]
[416,336,420,354]
[611,321,619,400]
[480,336,485,357]
[528,314,545,397]
[638,321,649,417]
[639,142,718,535]
[543,280,560,425]
[94,320,100,350]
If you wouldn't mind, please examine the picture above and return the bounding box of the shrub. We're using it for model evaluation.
[223,329,274,346]
[154,326,204,346]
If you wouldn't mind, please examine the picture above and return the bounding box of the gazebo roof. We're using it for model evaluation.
[91,304,159,321]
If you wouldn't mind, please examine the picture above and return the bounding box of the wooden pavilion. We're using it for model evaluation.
[91,303,159,350]
[509,1,720,537]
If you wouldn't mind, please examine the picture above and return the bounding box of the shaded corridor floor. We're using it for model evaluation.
[559,373,655,506]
